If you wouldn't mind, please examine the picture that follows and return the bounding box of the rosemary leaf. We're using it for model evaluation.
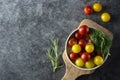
[46,39,61,72]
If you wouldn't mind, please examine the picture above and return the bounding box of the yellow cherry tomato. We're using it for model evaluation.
[94,56,104,65]
[101,12,111,22]
[93,3,102,12]
[85,60,95,68]
[72,44,81,53]
[75,58,84,67]
[85,43,94,53]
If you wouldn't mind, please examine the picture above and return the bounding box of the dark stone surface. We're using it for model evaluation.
[0,0,120,80]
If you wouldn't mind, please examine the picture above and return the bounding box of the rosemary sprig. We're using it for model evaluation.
[46,39,61,72]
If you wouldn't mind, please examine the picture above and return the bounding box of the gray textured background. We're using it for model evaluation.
[0,0,120,80]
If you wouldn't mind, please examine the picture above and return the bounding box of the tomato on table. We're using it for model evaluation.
[69,52,79,61]
[81,52,91,62]
[84,5,93,15]
[93,3,102,12]
[79,25,89,35]
[101,12,111,22]
[68,38,77,47]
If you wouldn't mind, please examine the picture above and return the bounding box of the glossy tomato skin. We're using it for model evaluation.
[93,3,102,12]
[79,25,89,36]
[85,43,94,53]
[69,52,79,61]
[79,48,85,57]
[81,52,91,62]
[78,39,86,48]
[85,60,95,68]
[101,12,111,22]
[94,56,104,65]
[75,58,84,67]
[72,44,81,53]
[75,31,83,40]
[68,38,77,47]
[84,6,93,15]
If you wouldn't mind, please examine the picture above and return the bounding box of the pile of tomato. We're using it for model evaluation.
[68,25,104,68]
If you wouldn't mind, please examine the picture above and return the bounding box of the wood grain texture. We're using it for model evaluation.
[62,19,113,80]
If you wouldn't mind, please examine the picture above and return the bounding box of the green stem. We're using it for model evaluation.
[46,39,61,72]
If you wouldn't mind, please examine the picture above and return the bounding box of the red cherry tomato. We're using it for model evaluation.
[79,52,83,57]
[78,39,86,48]
[88,39,93,43]
[84,5,93,15]
[90,52,97,58]
[68,38,77,47]
[81,52,91,62]
[75,31,83,40]
[79,25,89,35]
[79,48,85,57]
[69,52,79,61]
[85,35,93,43]
[97,52,103,57]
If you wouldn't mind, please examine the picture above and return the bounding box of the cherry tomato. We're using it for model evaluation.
[97,52,103,57]
[72,44,81,53]
[85,35,92,43]
[68,38,77,47]
[101,12,111,22]
[93,3,102,12]
[84,5,93,15]
[85,60,95,68]
[85,43,94,53]
[79,25,89,35]
[88,38,93,43]
[78,39,86,48]
[79,52,83,57]
[75,31,83,40]
[79,48,85,57]
[69,52,78,61]
[81,52,91,62]
[94,56,104,65]
[75,58,84,67]
[90,51,97,58]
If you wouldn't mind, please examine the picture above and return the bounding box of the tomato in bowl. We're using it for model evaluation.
[65,25,112,70]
